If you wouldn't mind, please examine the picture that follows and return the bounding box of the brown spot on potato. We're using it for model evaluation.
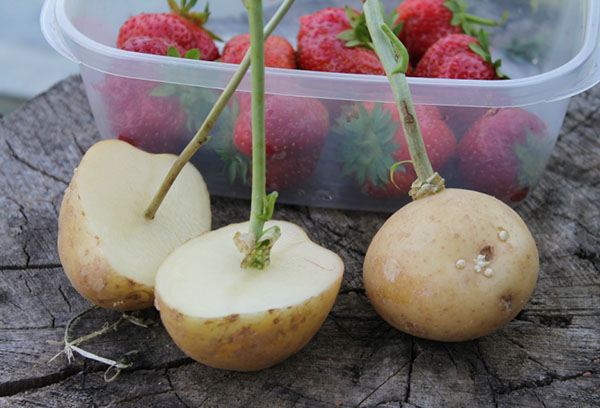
[268,309,275,314]
[204,321,213,325]
[479,245,495,262]
[273,318,280,324]
[499,294,512,314]
[228,314,239,322]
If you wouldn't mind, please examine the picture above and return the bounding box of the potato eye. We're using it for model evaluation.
[479,245,494,262]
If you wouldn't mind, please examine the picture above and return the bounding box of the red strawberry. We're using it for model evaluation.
[120,36,186,56]
[297,7,385,75]
[232,95,330,191]
[118,13,197,51]
[264,152,321,192]
[222,33,296,69]
[336,103,455,198]
[439,106,490,141]
[104,33,191,153]
[415,34,501,79]
[117,1,219,61]
[169,0,220,61]
[102,76,186,154]
[456,108,549,203]
[396,0,506,62]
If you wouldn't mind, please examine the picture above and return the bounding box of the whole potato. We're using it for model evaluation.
[363,188,538,341]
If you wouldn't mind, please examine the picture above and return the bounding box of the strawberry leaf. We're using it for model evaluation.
[469,29,509,79]
[149,84,179,97]
[443,0,507,37]
[166,46,182,58]
[171,0,223,42]
[515,129,551,189]
[335,103,401,188]
[184,48,201,59]
[338,6,402,52]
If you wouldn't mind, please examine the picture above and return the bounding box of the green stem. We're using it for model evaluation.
[363,0,434,184]
[463,9,508,27]
[145,0,295,220]
[247,0,267,239]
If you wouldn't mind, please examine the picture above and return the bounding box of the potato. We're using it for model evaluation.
[363,188,538,341]
[154,220,344,371]
[58,140,211,311]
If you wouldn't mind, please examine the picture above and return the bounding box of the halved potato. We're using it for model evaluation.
[58,139,211,310]
[155,220,343,371]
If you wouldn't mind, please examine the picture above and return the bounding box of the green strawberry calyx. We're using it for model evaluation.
[443,0,509,78]
[337,5,402,52]
[335,103,402,188]
[444,0,508,37]
[206,100,252,186]
[166,46,202,59]
[515,128,551,189]
[169,0,223,41]
[468,29,509,79]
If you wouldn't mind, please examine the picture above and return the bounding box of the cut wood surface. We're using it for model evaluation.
[0,76,598,407]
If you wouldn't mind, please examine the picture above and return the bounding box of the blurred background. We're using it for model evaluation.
[0,0,78,117]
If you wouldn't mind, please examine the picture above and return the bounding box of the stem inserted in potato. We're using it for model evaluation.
[362,0,444,199]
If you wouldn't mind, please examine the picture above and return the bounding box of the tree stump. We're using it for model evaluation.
[0,76,598,407]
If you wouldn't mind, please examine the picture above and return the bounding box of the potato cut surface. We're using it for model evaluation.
[155,220,343,318]
[75,140,211,286]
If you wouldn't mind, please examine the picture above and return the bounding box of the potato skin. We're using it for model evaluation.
[57,176,154,311]
[155,276,342,371]
[363,188,538,341]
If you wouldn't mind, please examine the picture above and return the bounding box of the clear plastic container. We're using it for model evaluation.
[41,0,600,212]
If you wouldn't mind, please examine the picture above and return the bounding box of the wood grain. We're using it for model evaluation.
[0,76,597,407]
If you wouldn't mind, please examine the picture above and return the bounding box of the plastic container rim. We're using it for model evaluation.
[43,0,600,107]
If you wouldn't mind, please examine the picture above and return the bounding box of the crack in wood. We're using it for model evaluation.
[497,370,597,395]
[474,340,499,406]
[263,381,331,406]
[165,368,192,408]
[575,246,600,274]
[3,138,69,185]
[404,339,415,404]
[57,286,72,313]
[0,264,63,271]
[0,365,81,397]
[355,361,409,407]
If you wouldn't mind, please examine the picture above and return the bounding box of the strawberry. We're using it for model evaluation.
[396,0,506,62]
[336,103,455,198]
[103,77,187,154]
[168,0,220,61]
[296,7,386,75]
[414,33,502,79]
[222,33,296,69]
[118,13,197,51]
[232,95,330,191]
[456,108,549,202]
[101,37,192,154]
[117,1,219,60]
[120,36,186,56]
